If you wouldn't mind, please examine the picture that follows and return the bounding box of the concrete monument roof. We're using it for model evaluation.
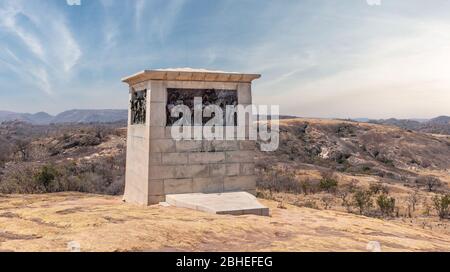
[122,68,261,85]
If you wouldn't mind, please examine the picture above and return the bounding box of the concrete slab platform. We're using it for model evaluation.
[165,192,270,216]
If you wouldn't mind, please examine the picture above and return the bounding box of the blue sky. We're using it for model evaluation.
[0,0,450,118]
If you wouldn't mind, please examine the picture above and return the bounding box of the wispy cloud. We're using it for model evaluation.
[151,0,187,42]
[0,5,46,61]
[0,0,82,95]
[52,22,82,72]
[0,0,449,117]
[0,48,52,95]
[134,0,145,31]
[257,18,450,118]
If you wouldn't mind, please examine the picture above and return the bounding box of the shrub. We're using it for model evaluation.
[319,170,338,193]
[376,194,396,217]
[319,178,338,193]
[369,183,389,195]
[34,165,58,188]
[353,190,373,215]
[301,200,319,210]
[0,152,125,195]
[377,156,394,167]
[337,180,358,212]
[433,194,450,219]
[300,179,311,195]
[257,167,303,194]
[0,165,38,194]
[334,152,351,164]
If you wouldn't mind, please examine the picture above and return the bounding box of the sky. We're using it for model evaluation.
[0,0,449,119]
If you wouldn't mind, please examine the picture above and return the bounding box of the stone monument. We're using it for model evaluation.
[122,68,265,215]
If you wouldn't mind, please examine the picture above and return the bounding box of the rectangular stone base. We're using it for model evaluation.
[165,192,269,216]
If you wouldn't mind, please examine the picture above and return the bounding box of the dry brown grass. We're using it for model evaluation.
[0,193,449,252]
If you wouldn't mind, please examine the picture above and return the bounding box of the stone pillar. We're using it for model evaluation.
[122,69,261,205]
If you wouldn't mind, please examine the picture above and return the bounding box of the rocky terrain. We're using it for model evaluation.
[259,118,450,181]
[1,193,449,252]
[0,118,449,251]
[253,119,450,244]
[0,121,126,195]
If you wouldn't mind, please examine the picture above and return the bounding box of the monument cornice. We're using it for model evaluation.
[122,68,261,85]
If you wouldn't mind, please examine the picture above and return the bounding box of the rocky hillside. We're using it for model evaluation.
[255,118,449,230]
[0,121,126,195]
[257,118,450,182]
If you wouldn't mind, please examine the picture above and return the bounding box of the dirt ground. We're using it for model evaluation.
[0,193,449,252]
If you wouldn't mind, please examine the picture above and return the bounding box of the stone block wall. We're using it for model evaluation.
[124,79,256,205]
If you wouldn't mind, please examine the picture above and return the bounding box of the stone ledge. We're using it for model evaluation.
[122,69,261,85]
[165,192,269,216]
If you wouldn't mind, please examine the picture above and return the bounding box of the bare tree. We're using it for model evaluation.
[14,139,31,161]
[408,190,420,212]
[416,176,442,192]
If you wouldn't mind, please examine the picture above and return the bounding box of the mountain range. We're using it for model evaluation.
[1,109,449,135]
[0,109,128,125]
[0,110,299,125]
[367,116,450,135]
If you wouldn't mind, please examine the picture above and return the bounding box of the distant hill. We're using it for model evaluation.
[369,118,422,130]
[428,116,450,125]
[24,112,54,125]
[52,109,127,124]
[0,111,54,124]
[0,109,128,124]
[368,116,450,135]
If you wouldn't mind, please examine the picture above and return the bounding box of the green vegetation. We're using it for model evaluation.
[319,178,338,193]
[352,190,373,215]
[433,194,450,219]
[376,194,396,217]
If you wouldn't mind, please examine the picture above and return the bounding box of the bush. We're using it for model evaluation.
[319,178,338,193]
[257,167,304,194]
[376,194,396,217]
[34,165,58,188]
[300,179,312,195]
[353,190,373,215]
[369,183,389,195]
[0,151,126,195]
[0,165,38,194]
[433,194,450,219]
[319,170,338,193]
[299,199,319,210]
